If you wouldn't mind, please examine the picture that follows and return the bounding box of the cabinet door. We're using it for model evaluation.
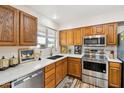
[73,28,82,45]
[62,58,67,78]
[68,62,81,78]
[20,11,37,46]
[59,31,67,46]
[109,62,121,88]
[67,30,74,45]
[104,23,118,45]
[93,25,104,35]
[84,27,93,36]
[0,6,19,46]
[56,63,63,85]
[68,58,81,78]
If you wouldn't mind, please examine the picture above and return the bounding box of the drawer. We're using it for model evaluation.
[45,79,55,88]
[109,62,121,68]
[68,57,81,62]
[45,68,55,79]
[56,60,63,66]
[45,74,55,85]
[45,63,55,72]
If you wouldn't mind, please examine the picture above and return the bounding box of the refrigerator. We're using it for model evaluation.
[117,31,124,87]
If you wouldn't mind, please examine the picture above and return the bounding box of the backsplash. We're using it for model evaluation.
[62,45,117,58]
[0,46,59,59]
[83,46,117,58]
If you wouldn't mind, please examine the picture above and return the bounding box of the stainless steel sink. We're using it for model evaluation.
[47,55,63,60]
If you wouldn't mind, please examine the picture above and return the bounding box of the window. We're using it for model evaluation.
[37,26,47,48]
[37,25,56,48]
[47,28,56,48]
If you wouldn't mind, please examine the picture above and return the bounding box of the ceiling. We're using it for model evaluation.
[24,5,124,29]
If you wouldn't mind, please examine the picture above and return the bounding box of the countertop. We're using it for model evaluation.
[0,53,122,85]
[107,58,122,63]
[0,54,83,85]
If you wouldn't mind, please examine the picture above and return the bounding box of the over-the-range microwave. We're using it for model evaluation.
[84,35,106,47]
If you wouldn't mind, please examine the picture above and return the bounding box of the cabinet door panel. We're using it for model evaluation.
[56,63,63,85]
[93,25,104,35]
[62,59,67,78]
[68,61,81,78]
[59,31,67,46]
[73,28,82,45]
[67,30,73,45]
[84,27,93,36]
[0,6,19,45]
[104,23,117,45]
[109,62,121,88]
[20,11,37,46]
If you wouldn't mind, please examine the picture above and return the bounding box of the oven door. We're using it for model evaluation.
[84,38,99,46]
[82,61,108,80]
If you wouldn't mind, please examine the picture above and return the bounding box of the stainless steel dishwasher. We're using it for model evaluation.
[11,69,44,88]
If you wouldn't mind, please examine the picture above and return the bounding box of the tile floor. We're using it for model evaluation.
[56,76,98,88]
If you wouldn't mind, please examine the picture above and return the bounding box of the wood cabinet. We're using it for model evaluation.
[20,11,37,46]
[67,58,81,78]
[104,23,118,45]
[83,26,93,36]
[59,31,67,46]
[73,28,82,45]
[62,58,67,78]
[67,30,74,45]
[0,6,37,46]
[44,63,56,88]
[0,6,19,46]
[109,62,121,88]
[93,25,105,35]
[0,83,11,88]
[56,60,63,85]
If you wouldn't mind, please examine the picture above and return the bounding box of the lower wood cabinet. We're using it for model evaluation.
[44,63,56,88]
[67,57,81,78]
[55,60,63,85]
[44,57,81,88]
[62,58,67,78]
[0,83,11,88]
[109,62,122,88]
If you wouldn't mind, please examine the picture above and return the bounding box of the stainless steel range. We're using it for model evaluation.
[82,48,108,88]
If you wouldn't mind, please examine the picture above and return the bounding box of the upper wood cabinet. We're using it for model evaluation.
[0,6,37,46]
[67,30,74,45]
[93,25,105,35]
[109,62,121,88]
[83,26,93,36]
[104,23,118,45]
[20,11,37,46]
[59,31,67,46]
[73,28,82,45]
[0,6,19,46]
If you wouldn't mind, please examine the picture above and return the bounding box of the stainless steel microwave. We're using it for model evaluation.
[84,35,106,47]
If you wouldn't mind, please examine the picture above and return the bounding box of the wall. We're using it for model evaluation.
[0,5,59,59]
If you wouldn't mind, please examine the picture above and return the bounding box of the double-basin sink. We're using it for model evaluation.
[47,55,63,60]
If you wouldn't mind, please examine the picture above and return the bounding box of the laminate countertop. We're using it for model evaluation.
[0,54,83,85]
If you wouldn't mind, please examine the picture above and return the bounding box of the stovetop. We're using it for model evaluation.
[82,54,108,63]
